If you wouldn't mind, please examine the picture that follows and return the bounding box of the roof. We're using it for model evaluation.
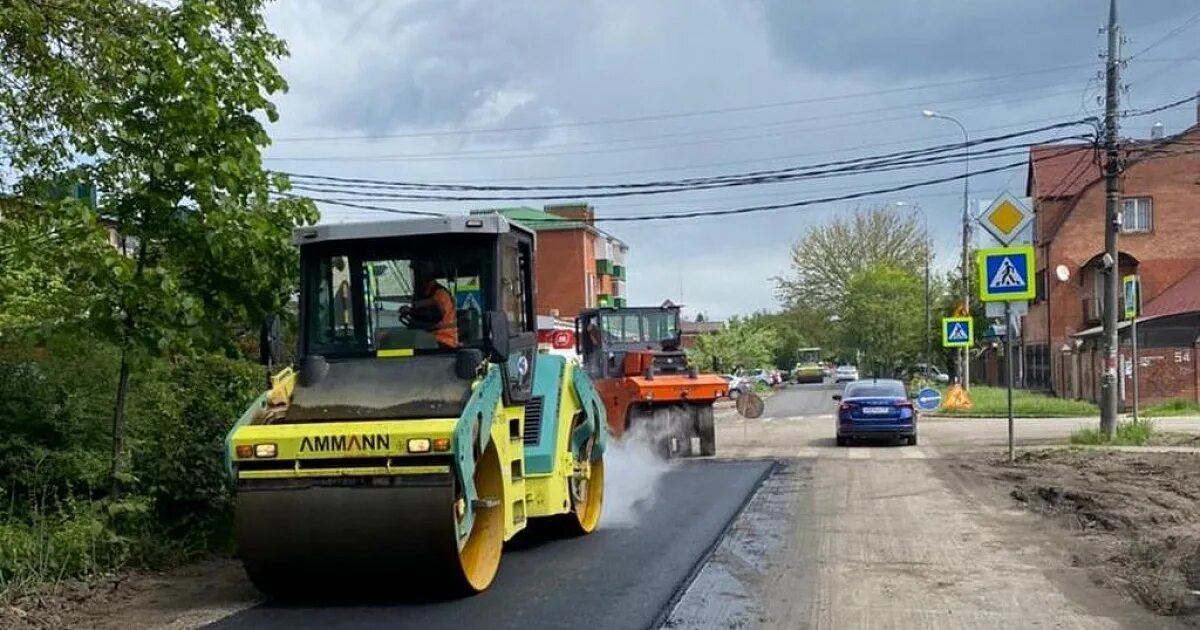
[1073,265,1200,337]
[1028,126,1200,200]
[681,321,723,334]
[472,206,628,247]
[1142,265,1200,319]
[293,213,530,245]
[1026,144,1100,199]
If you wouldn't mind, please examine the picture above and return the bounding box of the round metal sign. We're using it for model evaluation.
[736,391,765,419]
[915,387,942,411]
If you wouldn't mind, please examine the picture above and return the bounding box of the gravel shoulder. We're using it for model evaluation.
[1,559,259,630]
[944,449,1200,627]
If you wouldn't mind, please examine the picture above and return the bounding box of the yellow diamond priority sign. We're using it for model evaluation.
[980,192,1033,245]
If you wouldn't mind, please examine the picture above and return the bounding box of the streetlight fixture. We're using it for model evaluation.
[894,201,931,383]
[922,109,971,389]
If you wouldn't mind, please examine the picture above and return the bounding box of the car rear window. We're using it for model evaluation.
[845,382,905,398]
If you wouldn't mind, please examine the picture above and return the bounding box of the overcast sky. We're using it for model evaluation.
[261,0,1200,319]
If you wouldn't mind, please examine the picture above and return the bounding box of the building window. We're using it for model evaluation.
[1121,197,1152,233]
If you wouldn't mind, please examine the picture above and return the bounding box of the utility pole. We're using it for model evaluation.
[1100,0,1122,438]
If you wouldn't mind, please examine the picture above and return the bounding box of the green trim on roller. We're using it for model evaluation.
[451,366,503,544]
[570,363,608,461]
[525,354,566,475]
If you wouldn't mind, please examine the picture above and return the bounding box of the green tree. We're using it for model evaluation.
[1,0,317,493]
[839,264,925,376]
[774,206,929,309]
[691,316,777,373]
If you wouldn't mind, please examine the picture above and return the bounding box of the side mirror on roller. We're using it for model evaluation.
[485,311,511,363]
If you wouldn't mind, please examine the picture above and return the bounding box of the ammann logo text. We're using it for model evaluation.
[299,434,390,453]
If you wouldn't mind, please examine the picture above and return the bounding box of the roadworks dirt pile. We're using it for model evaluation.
[972,449,1200,626]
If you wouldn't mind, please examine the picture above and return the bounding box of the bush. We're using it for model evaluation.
[0,336,263,593]
[129,354,262,559]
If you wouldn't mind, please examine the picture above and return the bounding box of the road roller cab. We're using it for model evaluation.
[225,214,608,597]
[577,304,724,457]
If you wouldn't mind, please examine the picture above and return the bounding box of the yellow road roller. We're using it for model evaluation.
[224,214,607,596]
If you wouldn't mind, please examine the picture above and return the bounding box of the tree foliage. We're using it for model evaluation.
[691,316,777,373]
[774,206,929,310]
[1,0,316,496]
[1,0,317,352]
[838,264,925,375]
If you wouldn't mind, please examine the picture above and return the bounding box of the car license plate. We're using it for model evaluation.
[862,406,889,415]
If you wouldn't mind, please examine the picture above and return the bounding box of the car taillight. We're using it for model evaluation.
[839,402,856,413]
[898,401,914,410]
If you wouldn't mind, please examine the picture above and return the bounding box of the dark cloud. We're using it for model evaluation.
[267,0,1200,318]
[319,0,597,135]
[758,0,1199,81]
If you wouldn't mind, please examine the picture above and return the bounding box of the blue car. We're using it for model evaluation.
[833,379,917,446]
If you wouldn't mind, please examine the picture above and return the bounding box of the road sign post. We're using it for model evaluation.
[1005,300,1014,462]
[976,246,1036,463]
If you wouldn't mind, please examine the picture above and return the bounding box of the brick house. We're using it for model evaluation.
[1021,110,1200,406]
[680,319,723,350]
[472,204,628,318]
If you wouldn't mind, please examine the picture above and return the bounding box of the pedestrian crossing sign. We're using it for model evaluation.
[942,317,974,348]
[977,245,1036,302]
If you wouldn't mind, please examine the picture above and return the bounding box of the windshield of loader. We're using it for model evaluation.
[599,309,680,345]
[797,348,821,365]
[302,236,492,357]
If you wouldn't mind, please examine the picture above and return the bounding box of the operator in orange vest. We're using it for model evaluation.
[399,259,458,348]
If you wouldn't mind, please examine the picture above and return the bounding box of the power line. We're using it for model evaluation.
[279,120,1095,194]
[270,82,1093,156]
[294,144,1094,224]
[1126,9,1200,61]
[264,83,1093,162]
[269,62,1102,143]
[273,191,447,217]
[281,112,1094,186]
[1124,92,1200,118]
[285,139,1087,204]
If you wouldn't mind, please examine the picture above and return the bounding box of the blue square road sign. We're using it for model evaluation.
[978,245,1036,302]
[942,317,973,348]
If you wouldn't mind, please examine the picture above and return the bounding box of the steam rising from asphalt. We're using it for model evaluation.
[601,424,675,528]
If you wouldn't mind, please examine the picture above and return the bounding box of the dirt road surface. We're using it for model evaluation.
[665,381,1200,629]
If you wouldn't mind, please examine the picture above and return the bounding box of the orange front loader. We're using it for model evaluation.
[577,305,726,456]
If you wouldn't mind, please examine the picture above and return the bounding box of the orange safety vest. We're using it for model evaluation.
[427,282,458,348]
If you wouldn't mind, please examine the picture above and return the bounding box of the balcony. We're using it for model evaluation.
[597,293,612,307]
[596,259,614,276]
[613,297,627,308]
[613,264,626,280]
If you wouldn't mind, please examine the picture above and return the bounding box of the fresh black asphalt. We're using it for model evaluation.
[206,459,773,630]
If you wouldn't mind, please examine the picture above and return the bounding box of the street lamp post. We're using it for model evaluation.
[923,110,971,389]
[894,202,931,383]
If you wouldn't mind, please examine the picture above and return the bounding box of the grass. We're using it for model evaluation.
[933,385,1099,417]
[1070,418,1156,446]
[1142,399,1200,418]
